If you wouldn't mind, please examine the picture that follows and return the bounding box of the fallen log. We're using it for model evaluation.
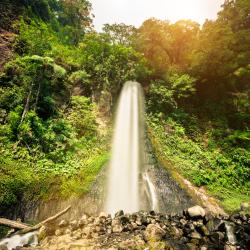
[0,205,71,236]
[18,205,71,234]
[0,218,32,230]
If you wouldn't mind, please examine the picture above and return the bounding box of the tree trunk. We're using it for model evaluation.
[21,85,33,123]
[18,205,71,235]
[0,218,31,230]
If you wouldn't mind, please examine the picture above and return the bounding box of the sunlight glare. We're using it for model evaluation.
[91,0,224,31]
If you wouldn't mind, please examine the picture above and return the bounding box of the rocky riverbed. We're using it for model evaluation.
[1,206,249,250]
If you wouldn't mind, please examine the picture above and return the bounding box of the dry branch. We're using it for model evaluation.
[19,205,71,234]
[0,218,32,230]
[0,205,71,236]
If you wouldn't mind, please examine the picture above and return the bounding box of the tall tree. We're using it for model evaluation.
[102,23,137,46]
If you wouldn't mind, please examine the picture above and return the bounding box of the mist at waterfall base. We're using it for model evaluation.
[104,81,193,215]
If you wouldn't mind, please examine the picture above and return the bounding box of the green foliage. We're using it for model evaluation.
[103,23,137,46]
[79,33,148,98]
[1,0,249,217]
[14,19,58,56]
[147,73,196,113]
[15,0,92,45]
[60,152,109,197]
[148,80,177,112]
[136,18,199,76]
[148,113,250,212]
[69,70,91,95]
[66,96,97,138]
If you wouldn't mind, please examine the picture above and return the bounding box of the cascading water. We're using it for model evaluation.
[105,81,144,214]
[104,81,194,215]
[0,232,38,250]
[143,172,159,211]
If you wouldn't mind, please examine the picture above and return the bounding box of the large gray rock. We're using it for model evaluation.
[187,206,206,218]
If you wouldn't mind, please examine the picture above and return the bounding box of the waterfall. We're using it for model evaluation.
[143,172,159,211]
[104,81,194,214]
[105,81,144,214]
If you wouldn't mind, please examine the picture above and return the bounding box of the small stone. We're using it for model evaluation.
[65,228,71,235]
[72,229,82,240]
[95,225,104,232]
[149,211,156,216]
[198,225,209,236]
[190,239,200,245]
[78,218,87,227]
[190,231,202,239]
[167,226,182,238]
[112,224,123,233]
[200,246,208,250]
[187,206,206,218]
[224,245,237,250]
[240,202,250,211]
[239,213,247,222]
[69,220,78,230]
[55,229,63,236]
[189,223,195,230]
[148,241,167,250]
[136,217,142,226]
[144,224,166,241]
[87,217,95,223]
[94,217,101,225]
[126,223,133,232]
[186,243,197,250]
[82,226,93,239]
[81,214,89,220]
[206,218,223,232]
[210,232,224,242]
[99,212,108,218]
[120,215,130,225]
[131,222,138,230]
[58,219,68,227]
[180,218,187,225]
[115,210,124,217]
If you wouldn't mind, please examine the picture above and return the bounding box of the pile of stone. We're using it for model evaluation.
[18,206,250,249]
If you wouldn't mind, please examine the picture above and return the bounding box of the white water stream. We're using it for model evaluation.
[0,231,38,250]
[143,172,159,211]
[105,81,144,214]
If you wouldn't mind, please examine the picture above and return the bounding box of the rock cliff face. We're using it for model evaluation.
[7,206,248,250]
[0,29,15,71]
